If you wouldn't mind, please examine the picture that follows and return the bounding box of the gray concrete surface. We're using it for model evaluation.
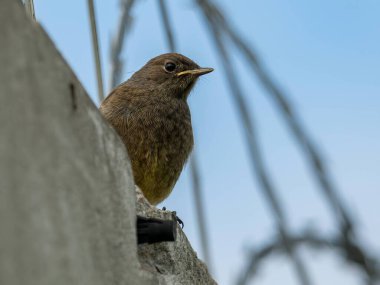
[0,1,215,284]
[136,188,216,285]
[0,1,154,284]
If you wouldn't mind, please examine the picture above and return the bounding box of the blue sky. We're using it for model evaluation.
[34,0,380,284]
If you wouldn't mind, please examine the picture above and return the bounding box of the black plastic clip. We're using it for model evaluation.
[137,215,177,244]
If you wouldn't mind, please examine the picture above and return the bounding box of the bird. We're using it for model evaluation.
[99,53,213,205]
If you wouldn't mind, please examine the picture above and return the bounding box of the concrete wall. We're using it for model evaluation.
[0,1,215,284]
[0,1,155,284]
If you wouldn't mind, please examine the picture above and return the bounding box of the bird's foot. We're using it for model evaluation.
[172,211,184,229]
[161,207,184,229]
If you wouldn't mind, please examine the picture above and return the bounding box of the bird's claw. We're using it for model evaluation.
[171,211,184,229]
[161,207,184,229]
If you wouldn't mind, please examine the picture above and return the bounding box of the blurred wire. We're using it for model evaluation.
[237,229,333,284]
[194,0,380,284]
[206,0,353,237]
[196,1,312,284]
[109,0,136,89]
[189,155,213,272]
[156,0,213,271]
[24,0,36,20]
[157,0,176,52]
[238,228,380,285]
[87,0,105,102]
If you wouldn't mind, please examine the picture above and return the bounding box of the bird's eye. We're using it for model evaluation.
[164,62,176,73]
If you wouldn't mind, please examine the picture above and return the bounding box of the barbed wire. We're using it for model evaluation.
[193,0,380,284]
[201,0,354,240]
[196,1,313,284]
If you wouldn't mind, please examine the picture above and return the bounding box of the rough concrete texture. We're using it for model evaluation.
[0,1,215,284]
[0,1,156,285]
[136,187,217,285]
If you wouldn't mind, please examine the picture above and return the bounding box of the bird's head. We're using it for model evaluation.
[128,53,213,100]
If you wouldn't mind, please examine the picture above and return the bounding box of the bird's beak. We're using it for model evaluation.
[176,67,214,77]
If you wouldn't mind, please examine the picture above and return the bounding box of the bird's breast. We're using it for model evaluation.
[122,99,193,204]
[126,99,193,174]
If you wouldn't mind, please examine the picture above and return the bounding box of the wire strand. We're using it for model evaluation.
[196,2,313,284]
[109,0,136,89]
[87,0,105,102]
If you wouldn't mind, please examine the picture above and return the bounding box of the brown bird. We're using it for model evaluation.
[99,53,213,205]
